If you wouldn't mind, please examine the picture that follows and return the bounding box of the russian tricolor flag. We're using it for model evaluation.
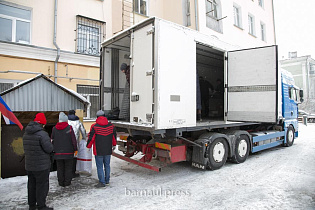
[0,96,23,130]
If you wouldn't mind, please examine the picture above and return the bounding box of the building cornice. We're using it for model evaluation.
[0,41,100,67]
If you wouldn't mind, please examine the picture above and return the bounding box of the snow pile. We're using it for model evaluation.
[0,124,315,210]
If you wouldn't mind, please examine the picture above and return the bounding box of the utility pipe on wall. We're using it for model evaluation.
[194,0,199,31]
[53,0,60,83]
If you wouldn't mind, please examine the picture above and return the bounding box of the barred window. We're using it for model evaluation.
[77,85,99,119]
[76,15,105,56]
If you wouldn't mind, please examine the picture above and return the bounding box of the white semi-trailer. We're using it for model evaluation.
[99,17,303,171]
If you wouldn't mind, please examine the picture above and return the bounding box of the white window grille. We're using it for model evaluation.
[76,15,105,56]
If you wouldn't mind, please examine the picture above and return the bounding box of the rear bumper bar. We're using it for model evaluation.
[112,152,161,172]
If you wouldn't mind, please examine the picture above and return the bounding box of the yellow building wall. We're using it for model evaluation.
[0,56,99,91]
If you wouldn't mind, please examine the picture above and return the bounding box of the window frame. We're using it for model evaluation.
[248,14,255,36]
[134,0,149,16]
[77,84,100,119]
[233,4,242,28]
[258,0,264,8]
[260,21,266,41]
[206,0,218,19]
[0,2,31,44]
[75,15,105,56]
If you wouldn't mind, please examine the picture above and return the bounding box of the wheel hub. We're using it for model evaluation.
[213,142,225,162]
[238,139,247,157]
[288,130,294,143]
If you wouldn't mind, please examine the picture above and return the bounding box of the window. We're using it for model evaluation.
[134,0,149,16]
[76,15,105,56]
[233,5,242,28]
[248,14,255,35]
[77,85,99,119]
[206,0,218,19]
[258,0,264,8]
[310,64,315,75]
[260,22,266,41]
[205,0,222,33]
[0,3,31,44]
[289,87,298,102]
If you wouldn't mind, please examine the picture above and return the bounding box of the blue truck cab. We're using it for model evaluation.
[281,70,303,140]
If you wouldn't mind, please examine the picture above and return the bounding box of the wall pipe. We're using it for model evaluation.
[0,70,99,81]
[53,0,60,83]
[194,0,199,31]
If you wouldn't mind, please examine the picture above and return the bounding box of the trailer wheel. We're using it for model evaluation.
[207,138,228,170]
[284,125,294,147]
[231,135,250,164]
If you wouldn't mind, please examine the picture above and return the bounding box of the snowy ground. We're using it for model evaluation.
[1,124,315,210]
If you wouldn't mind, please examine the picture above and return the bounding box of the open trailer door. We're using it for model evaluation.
[129,23,154,124]
[227,45,278,123]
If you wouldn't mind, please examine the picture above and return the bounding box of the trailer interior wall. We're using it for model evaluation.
[103,35,131,112]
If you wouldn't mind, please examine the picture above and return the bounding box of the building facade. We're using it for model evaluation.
[280,55,315,112]
[0,0,276,119]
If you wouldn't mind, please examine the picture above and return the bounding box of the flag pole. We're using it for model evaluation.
[0,112,2,179]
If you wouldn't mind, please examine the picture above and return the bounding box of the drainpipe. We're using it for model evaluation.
[271,0,276,45]
[194,0,199,31]
[53,0,60,83]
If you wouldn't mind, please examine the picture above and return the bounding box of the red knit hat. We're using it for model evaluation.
[34,113,47,125]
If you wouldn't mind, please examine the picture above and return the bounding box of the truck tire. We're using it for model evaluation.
[207,138,228,170]
[284,125,294,147]
[231,135,250,164]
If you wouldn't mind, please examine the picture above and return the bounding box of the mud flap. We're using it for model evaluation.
[191,139,209,170]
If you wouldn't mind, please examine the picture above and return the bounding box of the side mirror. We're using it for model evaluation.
[300,89,304,102]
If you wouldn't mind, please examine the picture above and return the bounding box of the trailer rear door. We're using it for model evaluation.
[227,45,278,123]
[130,23,154,123]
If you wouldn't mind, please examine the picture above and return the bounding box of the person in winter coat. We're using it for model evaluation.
[120,63,130,84]
[51,112,77,187]
[87,110,117,188]
[23,113,54,210]
[68,109,87,178]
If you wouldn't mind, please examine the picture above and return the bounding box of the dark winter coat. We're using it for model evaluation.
[124,65,130,84]
[23,121,53,171]
[87,116,117,156]
[51,122,77,160]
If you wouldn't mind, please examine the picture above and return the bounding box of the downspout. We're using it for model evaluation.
[194,0,199,31]
[271,0,276,45]
[53,0,60,83]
